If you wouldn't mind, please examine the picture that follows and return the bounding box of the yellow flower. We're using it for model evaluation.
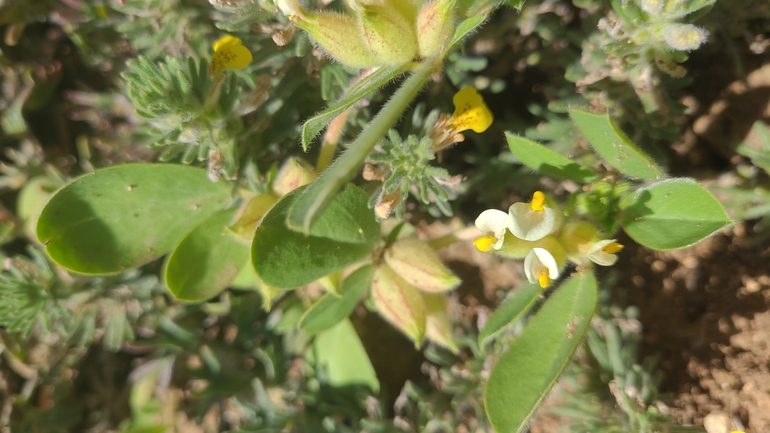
[449,87,493,133]
[429,87,493,150]
[473,209,509,252]
[211,35,253,79]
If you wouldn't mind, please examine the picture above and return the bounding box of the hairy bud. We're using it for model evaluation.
[356,0,419,64]
[662,24,708,51]
[416,0,456,58]
[292,12,379,68]
[272,157,318,197]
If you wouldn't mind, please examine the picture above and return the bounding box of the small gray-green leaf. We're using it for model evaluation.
[485,272,598,433]
[479,282,541,346]
[252,184,379,289]
[505,133,597,183]
[569,109,665,179]
[165,209,250,302]
[301,65,406,151]
[620,178,732,250]
[313,318,380,392]
[36,164,230,274]
[298,265,374,333]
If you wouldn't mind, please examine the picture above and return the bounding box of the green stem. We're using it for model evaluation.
[287,60,439,233]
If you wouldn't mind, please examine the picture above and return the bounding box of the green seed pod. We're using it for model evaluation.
[292,11,380,68]
[416,0,457,58]
[272,157,317,197]
[356,0,419,64]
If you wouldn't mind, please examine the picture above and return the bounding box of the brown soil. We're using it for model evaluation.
[617,225,770,432]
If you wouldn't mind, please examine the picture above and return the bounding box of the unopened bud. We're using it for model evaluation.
[357,0,419,64]
[639,0,663,15]
[662,24,708,51]
[292,11,379,68]
[416,0,456,58]
[229,194,278,241]
[423,293,458,353]
[374,188,402,220]
[272,157,318,197]
[384,237,461,292]
[371,264,427,345]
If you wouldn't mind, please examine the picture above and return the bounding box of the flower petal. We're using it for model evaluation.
[474,209,509,249]
[524,247,559,288]
[450,87,493,133]
[508,202,556,241]
[212,35,253,77]
[587,239,621,266]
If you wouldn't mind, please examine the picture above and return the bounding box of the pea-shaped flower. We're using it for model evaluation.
[211,35,253,79]
[586,239,624,266]
[508,191,556,241]
[473,209,510,252]
[524,247,560,289]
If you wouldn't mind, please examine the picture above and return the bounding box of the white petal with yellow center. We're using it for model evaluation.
[587,239,621,266]
[508,202,556,241]
[474,209,509,251]
[524,247,559,288]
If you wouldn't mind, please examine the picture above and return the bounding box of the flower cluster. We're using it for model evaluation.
[474,191,623,288]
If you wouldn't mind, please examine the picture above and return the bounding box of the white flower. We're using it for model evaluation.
[586,239,623,266]
[473,209,510,252]
[508,191,556,241]
[524,248,560,288]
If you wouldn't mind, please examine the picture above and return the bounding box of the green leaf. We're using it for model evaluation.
[252,184,379,289]
[298,265,374,333]
[505,133,597,183]
[485,272,598,433]
[620,178,732,250]
[478,282,541,346]
[569,109,665,179]
[447,15,488,51]
[164,209,250,302]
[301,64,407,151]
[313,318,380,392]
[286,61,436,234]
[36,164,230,274]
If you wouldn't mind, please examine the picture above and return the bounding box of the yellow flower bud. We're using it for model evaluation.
[371,264,427,346]
[384,237,461,292]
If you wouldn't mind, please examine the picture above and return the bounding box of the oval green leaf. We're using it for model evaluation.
[505,133,597,184]
[298,265,374,333]
[313,318,380,393]
[478,282,541,346]
[164,209,250,302]
[252,184,379,289]
[485,272,598,433]
[620,178,732,250]
[569,109,665,179]
[36,164,230,274]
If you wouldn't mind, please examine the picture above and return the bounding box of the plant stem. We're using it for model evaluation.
[287,60,439,233]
